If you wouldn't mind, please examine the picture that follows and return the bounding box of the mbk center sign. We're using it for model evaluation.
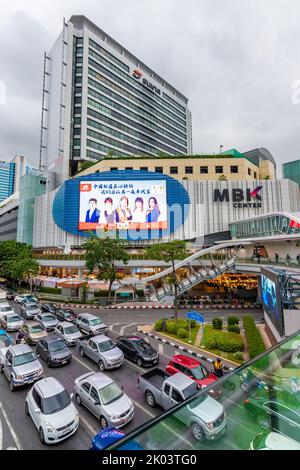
[213,186,263,208]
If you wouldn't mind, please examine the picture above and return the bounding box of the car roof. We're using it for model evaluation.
[78,313,98,319]
[167,372,195,388]
[6,313,20,318]
[265,432,300,450]
[40,312,55,317]
[172,354,201,369]
[92,335,112,343]
[59,321,76,328]
[35,377,65,398]
[82,372,113,388]
[11,344,33,355]
[44,335,63,344]
[119,336,143,342]
[25,321,40,327]
[24,303,38,308]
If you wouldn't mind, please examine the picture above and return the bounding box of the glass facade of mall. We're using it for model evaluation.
[111,330,300,450]
[0,161,15,202]
[230,213,300,239]
[283,159,300,187]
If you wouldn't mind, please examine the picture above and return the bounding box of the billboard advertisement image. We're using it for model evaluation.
[261,268,284,336]
[79,179,167,231]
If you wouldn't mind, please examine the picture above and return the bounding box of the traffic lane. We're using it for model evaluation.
[0,399,21,450]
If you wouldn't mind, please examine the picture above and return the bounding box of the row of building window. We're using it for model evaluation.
[87,127,153,157]
[86,109,185,155]
[87,97,186,150]
[88,74,186,131]
[103,165,258,176]
[86,143,129,159]
[89,38,130,73]
[88,53,187,123]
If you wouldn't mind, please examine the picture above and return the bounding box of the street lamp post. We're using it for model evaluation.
[220,145,223,154]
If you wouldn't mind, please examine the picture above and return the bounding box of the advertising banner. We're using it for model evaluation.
[79,179,167,231]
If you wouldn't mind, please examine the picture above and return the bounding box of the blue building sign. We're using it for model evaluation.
[187,311,205,323]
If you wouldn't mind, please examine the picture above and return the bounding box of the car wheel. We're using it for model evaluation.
[25,401,29,416]
[75,394,82,406]
[136,357,143,368]
[191,423,205,442]
[146,391,156,407]
[100,416,108,429]
[39,427,45,444]
[0,363,3,373]
[79,347,85,358]
[256,414,270,430]
[10,378,15,392]
[98,360,105,372]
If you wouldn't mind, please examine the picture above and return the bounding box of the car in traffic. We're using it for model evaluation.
[15,294,38,304]
[89,427,144,450]
[0,344,44,391]
[78,335,124,371]
[244,390,300,440]
[249,431,300,450]
[116,336,158,367]
[19,321,48,346]
[166,355,222,399]
[76,313,108,336]
[25,377,79,444]
[54,322,82,346]
[74,371,134,429]
[55,308,76,323]
[36,313,59,331]
[0,329,13,346]
[20,302,41,320]
[36,336,72,367]
[138,368,226,441]
[5,291,15,301]
[0,303,15,318]
[0,313,24,332]
[40,303,59,315]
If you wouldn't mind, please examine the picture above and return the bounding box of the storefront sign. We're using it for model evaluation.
[213,186,263,208]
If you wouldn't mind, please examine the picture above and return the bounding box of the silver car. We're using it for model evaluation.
[76,313,108,336]
[36,313,59,331]
[54,322,82,346]
[77,335,124,371]
[20,302,41,320]
[74,372,134,429]
[1,313,24,331]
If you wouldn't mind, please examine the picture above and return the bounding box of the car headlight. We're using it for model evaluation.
[15,374,22,380]
[207,422,214,430]
[45,423,55,433]
[111,415,120,420]
[75,412,79,422]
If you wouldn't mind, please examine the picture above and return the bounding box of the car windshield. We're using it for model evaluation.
[14,351,36,366]
[41,390,71,415]
[43,315,55,322]
[182,382,199,400]
[61,310,73,317]
[8,315,21,323]
[135,340,153,354]
[90,318,102,326]
[99,382,123,405]
[48,340,67,352]
[0,306,12,312]
[188,393,208,408]
[26,305,37,311]
[29,325,44,333]
[64,325,78,334]
[98,340,115,352]
[191,365,207,380]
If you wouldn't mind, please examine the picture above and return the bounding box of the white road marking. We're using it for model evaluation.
[120,323,137,335]
[73,355,95,372]
[158,343,164,354]
[79,414,99,436]
[124,359,146,373]
[0,402,22,450]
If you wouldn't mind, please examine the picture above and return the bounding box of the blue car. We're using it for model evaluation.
[0,329,13,346]
[90,427,143,450]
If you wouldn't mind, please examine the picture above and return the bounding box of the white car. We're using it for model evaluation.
[250,431,300,450]
[25,377,79,444]
[54,322,82,346]
[0,304,15,319]
[0,313,24,331]
[14,294,38,304]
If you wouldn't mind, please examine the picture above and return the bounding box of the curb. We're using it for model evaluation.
[137,328,235,371]
[107,305,174,310]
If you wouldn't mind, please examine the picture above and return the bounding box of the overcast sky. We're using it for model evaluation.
[1,0,300,173]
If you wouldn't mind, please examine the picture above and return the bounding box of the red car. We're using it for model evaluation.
[166,355,222,399]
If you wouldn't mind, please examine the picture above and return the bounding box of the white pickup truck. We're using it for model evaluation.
[138,368,227,442]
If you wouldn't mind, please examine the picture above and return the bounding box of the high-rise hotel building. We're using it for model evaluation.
[40,15,192,188]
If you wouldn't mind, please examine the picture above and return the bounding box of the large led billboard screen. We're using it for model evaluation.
[261,268,284,336]
[78,179,168,231]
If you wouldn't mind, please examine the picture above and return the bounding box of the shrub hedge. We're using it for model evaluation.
[39,287,62,295]
[202,325,244,353]
[227,316,239,326]
[227,325,240,334]
[243,316,266,359]
[233,351,244,361]
[177,328,188,339]
[154,319,163,331]
[166,321,178,335]
[212,318,223,330]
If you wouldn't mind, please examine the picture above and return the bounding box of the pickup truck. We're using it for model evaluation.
[0,343,44,391]
[138,368,226,442]
[77,334,124,371]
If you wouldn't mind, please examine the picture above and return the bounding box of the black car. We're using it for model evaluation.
[116,336,159,367]
[40,303,59,314]
[5,291,15,301]
[36,335,72,367]
[55,308,76,323]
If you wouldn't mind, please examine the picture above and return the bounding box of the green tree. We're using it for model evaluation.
[83,237,129,304]
[0,241,38,286]
[147,241,188,321]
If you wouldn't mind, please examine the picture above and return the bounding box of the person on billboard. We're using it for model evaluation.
[115,196,132,223]
[132,197,146,223]
[85,198,100,223]
[146,197,160,223]
[104,197,115,224]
